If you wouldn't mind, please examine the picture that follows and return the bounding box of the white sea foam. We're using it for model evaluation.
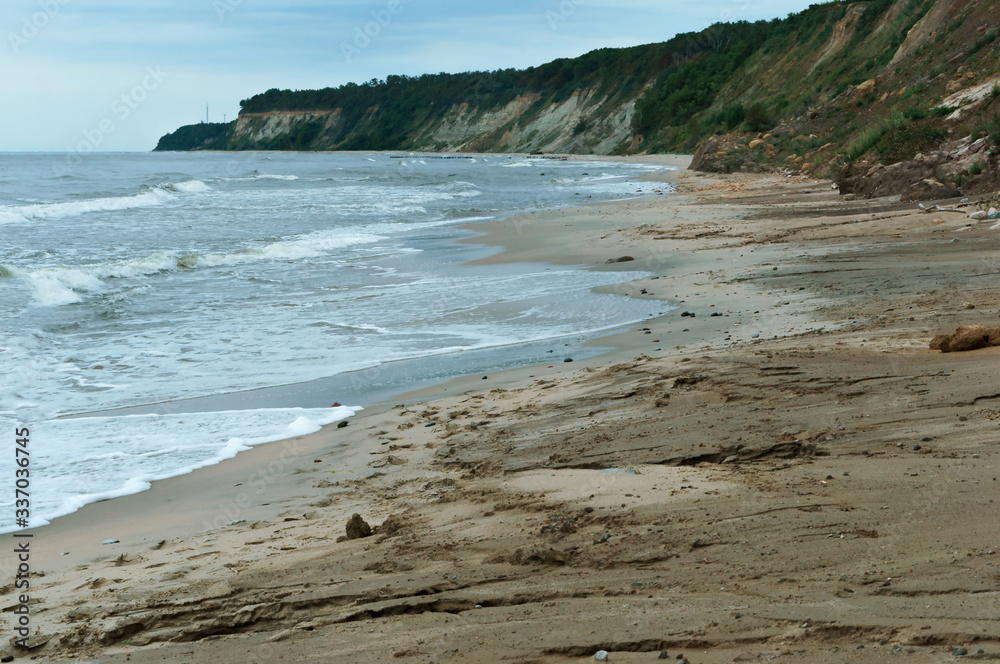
[177,230,385,268]
[0,406,360,532]
[0,179,211,223]
[165,179,212,193]
[7,230,384,306]
[221,173,300,181]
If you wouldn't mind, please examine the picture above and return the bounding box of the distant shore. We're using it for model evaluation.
[7,155,1000,663]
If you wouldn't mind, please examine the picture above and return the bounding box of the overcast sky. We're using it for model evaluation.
[2,0,818,152]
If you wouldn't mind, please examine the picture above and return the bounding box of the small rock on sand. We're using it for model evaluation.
[346,514,372,539]
[606,256,634,263]
[595,651,609,662]
[930,324,1000,352]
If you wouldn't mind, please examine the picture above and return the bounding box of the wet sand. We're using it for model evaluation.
[5,158,1000,663]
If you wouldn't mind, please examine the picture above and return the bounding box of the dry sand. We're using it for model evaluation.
[5,156,1000,663]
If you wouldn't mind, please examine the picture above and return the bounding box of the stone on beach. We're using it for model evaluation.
[346,513,373,539]
[930,324,1000,352]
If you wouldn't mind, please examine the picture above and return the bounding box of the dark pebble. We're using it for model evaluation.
[564,358,573,363]
[953,647,968,656]
[337,421,349,428]
[826,475,834,480]
[584,506,594,513]
[914,444,922,451]
[921,436,933,442]
[711,312,723,317]
[425,422,436,427]
[482,375,488,380]
[658,652,670,660]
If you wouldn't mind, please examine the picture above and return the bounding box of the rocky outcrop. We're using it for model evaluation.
[837,135,996,201]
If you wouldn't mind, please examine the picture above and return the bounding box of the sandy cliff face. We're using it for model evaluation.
[228,90,638,155]
[232,110,339,144]
[418,90,637,154]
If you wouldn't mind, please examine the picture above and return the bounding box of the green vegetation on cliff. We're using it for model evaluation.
[155,122,233,151]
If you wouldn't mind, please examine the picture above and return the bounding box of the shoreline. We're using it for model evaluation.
[8,157,1000,662]
[7,153,694,556]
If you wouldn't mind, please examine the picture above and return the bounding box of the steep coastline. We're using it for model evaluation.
[156,0,1000,199]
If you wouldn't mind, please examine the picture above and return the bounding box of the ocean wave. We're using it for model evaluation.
[220,173,300,181]
[5,230,385,306]
[0,179,211,223]
[177,231,383,268]
[163,178,213,193]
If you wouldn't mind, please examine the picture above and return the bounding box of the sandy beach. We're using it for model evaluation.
[6,154,1000,663]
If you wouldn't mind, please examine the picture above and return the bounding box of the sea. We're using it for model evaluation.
[0,151,674,531]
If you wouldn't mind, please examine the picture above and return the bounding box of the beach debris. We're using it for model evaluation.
[102,539,119,545]
[346,513,372,540]
[964,302,976,310]
[482,375,488,380]
[337,420,349,428]
[595,651,610,662]
[711,312,724,317]
[681,311,696,317]
[920,203,965,213]
[564,358,574,363]
[227,519,246,526]
[601,468,638,475]
[606,256,634,263]
[930,324,1000,352]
